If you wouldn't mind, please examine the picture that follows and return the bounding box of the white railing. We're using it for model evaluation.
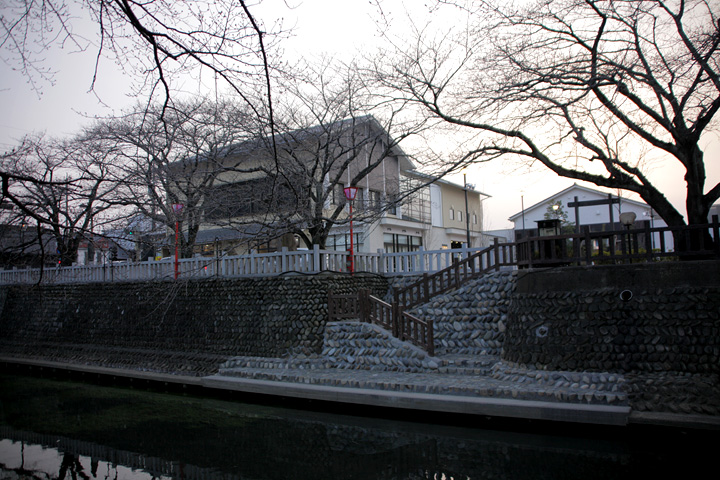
[0,245,491,285]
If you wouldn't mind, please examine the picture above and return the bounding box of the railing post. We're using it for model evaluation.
[493,237,500,271]
[313,244,321,272]
[426,319,435,357]
[423,273,430,303]
[392,291,400,338]
[281,247,288,273]
[452,257,460,288]
[584,226,592,265]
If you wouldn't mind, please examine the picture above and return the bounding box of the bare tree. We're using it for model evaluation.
[1,134,120,265]
[89,98,261,257]
[1,1,283,252]
[211,59,431,250]
[0,0,281,117]
[371,0,720,233]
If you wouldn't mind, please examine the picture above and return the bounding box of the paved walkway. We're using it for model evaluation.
[4,353,719,429]
[209,353,632,425]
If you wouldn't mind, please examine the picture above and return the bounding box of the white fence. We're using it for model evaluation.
[0,245,494,285]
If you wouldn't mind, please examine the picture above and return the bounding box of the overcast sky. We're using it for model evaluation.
[1,0,717,230]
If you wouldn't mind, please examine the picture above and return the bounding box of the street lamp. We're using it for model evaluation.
[215,236,220,277]
[620,211,636,256]
[172,203,184,279]
[343,186,358,274]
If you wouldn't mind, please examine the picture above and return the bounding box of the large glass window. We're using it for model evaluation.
[326,233,363,252]
[383,233,422,253]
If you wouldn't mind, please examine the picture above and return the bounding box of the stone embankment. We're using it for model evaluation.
[505,262,720,416]
[0,274,387,376]
[409,271,516,356]
[221,270,627,408]
[220,320,628,407]
[1,260,718,424]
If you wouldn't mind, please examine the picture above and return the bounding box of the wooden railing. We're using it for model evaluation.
[327,289,435,355]
[515,216,720,268]
[395,309,435,356]
[327,291,363,322]
[394,238,516,311]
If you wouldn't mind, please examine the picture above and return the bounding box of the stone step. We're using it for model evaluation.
[216,364,627,406]
[403,271,517,357]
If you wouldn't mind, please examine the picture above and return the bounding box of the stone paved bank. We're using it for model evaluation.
[0,274,387,376]
[506,261,720,416]
[1,262,719,423]
[409,272,516,356]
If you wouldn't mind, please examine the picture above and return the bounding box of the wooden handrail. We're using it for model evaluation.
[395,238,516,311]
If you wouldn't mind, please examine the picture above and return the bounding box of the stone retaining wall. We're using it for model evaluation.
[504,261,720,375]
[0,274,388,375]
[410,271,517,356]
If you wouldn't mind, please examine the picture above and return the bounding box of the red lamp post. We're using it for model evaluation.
[172,203,184,279]
[343,186,358,274]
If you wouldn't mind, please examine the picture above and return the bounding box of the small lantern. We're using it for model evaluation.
[620,211,636,229]
[343,186,358,202]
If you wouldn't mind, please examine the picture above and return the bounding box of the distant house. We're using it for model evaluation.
[508,183,671,250]
[0,224,58,268]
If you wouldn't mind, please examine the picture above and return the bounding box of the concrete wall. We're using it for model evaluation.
[0,274,388,376]
[503,261,720,374]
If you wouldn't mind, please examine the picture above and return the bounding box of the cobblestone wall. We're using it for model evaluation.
[0,274,388,375]
[504,262,720,375]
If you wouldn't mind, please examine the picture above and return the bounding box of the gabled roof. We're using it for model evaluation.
[508,183,649,221]
[179,114,416,173]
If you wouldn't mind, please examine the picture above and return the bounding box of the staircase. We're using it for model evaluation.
[409,271,516,356]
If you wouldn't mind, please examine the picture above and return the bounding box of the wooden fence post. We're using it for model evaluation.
[426,319,435,357]
[359,289,369,323]
[493,237,500,271]
[453,257,460,288]
[392,291,400,338]
[584,226,592,265]
[423,273,430,303]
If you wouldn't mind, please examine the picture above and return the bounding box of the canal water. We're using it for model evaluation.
[0,373,714,479]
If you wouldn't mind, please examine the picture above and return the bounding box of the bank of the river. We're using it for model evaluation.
[1,263,718,430]
[2,372,715,480]
[2,352,717,431]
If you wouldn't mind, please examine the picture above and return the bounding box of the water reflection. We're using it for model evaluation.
[0,373,713,479]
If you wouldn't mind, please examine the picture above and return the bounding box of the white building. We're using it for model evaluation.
[171,115,490,257]
[508,183,671,250]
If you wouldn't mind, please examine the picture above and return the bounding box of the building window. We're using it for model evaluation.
[370,190,383,209]
[449,208,454,220]
[472,213,477,224]
[327,233,363,252]
[383,233,422,253]
[458,211,463,222]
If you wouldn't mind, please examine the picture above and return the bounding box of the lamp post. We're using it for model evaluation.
[172,203,184,279]
[620,211,636,258]
[463,171,471,248]
[343,186,358,274]
[215,236,220,277]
